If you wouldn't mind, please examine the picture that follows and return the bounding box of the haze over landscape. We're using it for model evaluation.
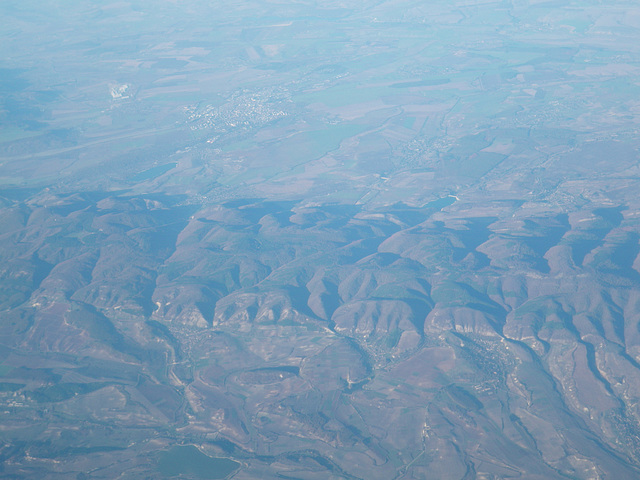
[2,0,640,478]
